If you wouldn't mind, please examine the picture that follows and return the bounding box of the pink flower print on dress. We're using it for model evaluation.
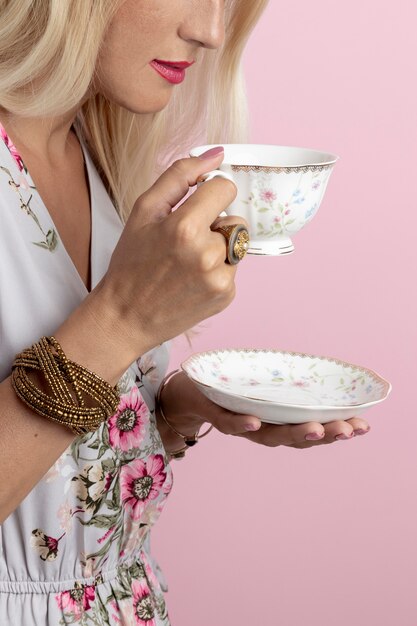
[260,189,277,203]
[121,455,167,521]
[109,597,136,626]
[109,598,135,625]
[56,581,96,620]
[131,579,157,626]
[30,529,64,561]
[121,496,171,558]
[0,125,24,171]
[119,517,149,559]
[139,502,163,527]
[109,599,122,624]
[104,472,113,491]
[108,386,148,452]
[140,550,162,591]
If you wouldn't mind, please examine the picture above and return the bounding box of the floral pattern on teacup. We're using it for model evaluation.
[240,169,333,239]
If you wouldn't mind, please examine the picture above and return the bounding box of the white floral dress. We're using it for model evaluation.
[0,125,174,626]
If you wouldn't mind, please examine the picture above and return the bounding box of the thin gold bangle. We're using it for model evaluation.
[156,369,214,452]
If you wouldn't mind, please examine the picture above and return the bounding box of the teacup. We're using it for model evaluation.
[189,144,338,256]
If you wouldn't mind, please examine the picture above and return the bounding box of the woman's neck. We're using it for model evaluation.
[0,106,80,164]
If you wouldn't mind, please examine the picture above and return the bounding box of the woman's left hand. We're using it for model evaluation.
[157,372,370,452]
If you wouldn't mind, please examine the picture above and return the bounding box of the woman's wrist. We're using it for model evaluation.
[54,280,151,386]
[156,372,205,453]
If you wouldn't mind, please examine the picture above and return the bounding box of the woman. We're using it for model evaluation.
[0,1,370,624]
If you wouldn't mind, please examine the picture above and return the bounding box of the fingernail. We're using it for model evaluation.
[245,422,261,432]
[335,433,354,441]
[305,432,324,441]
[353,428,370,436]
[198,146,224,159]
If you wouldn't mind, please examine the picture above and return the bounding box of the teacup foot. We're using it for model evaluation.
[248,238,295,256]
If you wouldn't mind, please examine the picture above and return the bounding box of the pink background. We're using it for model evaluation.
[153,1,416,624]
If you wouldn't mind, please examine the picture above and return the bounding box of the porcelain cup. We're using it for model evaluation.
[189,144,338,256]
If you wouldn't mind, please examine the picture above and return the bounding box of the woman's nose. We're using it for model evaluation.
[180,0,225,50]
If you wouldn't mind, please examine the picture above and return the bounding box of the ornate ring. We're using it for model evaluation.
[212,223,250,265]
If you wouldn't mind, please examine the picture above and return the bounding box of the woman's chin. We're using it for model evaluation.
[116,90,173,115]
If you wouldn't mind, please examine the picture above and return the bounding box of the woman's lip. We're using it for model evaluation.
[150,59,193,84]
[154,59,195,69]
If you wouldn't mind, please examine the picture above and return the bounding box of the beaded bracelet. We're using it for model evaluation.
[11,336,120,435]
[156,369,213,460]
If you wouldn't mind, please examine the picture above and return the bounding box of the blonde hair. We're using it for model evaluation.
[0,0,269,221]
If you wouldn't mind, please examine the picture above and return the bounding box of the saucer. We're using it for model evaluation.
[181,349,391,424]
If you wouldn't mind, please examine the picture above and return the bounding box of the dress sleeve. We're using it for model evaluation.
[134,341,172,406]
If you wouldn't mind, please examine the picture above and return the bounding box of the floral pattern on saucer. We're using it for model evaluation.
[182,349,390,408]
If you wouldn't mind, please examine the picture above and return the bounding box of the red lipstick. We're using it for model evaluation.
[150,59,195,84]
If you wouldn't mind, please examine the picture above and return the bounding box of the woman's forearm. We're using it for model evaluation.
[0,374,75,523]
[0,285,156,523]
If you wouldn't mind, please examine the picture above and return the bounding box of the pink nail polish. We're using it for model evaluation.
[305,432,324,441]
[354,428,370,436]
[245,422,260,432]
[198,146,224,159]
[335,433,354,441]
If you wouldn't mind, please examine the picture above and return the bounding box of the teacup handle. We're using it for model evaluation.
[196,171,237,219]
[197,170,236,185]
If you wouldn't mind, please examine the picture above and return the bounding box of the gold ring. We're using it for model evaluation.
[212,223,250,265]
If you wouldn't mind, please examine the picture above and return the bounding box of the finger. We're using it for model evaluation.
[299,419,369,445]
[136,151,226,223]
[345,417,371,436]
[236,421,326,447]
[181,382,262,435]
[209,216,251,266]
[286,417,370,449]
[211,411,262,436]
[173,175,238,228]
[321,420,355,442]
[211,215,250,232]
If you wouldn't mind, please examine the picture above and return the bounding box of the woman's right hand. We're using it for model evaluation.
[92,149,242,365]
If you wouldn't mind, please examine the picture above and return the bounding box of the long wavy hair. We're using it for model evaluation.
[0,0,269,221]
